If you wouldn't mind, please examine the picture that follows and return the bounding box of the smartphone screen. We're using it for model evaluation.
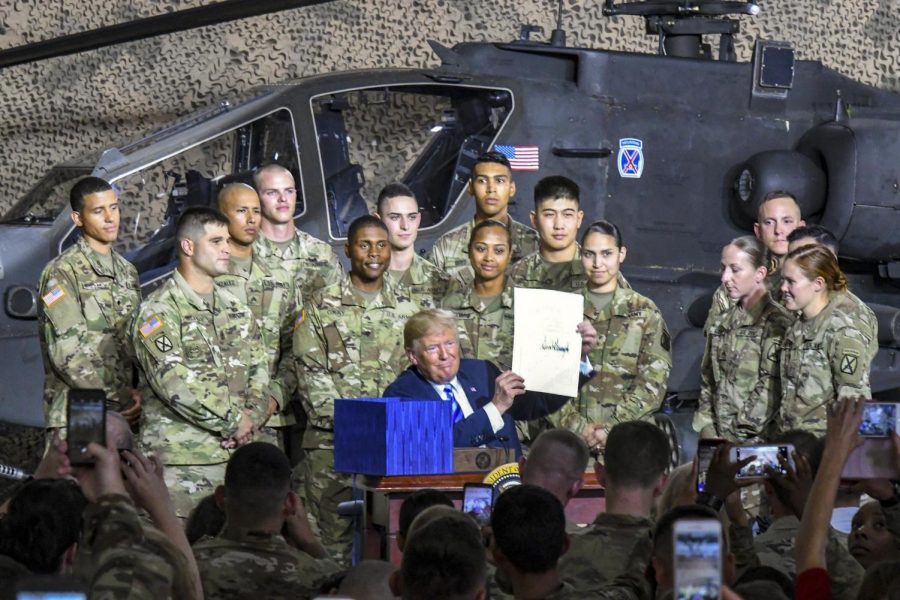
[696,439,725,493]
[15,575,89,600]
[860,403,897,438]
[674,520,722,600]
[462,483,494,526]
[18,594,88,600]
[67,389,107,465]
[733,445,789,479]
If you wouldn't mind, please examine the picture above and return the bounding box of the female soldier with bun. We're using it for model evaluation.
[695,236,794,442]
[779,244,877,434]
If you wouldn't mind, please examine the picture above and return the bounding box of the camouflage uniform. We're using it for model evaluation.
[694,292,794,441]
[292,275,418,564]
[778,295,876,435]
[507,252,586,293]
[37,237,141,427]
[192,530,340,600]
[557,512,654,599]
[384,253,450,309]
[253,228,343,298]
[441,276,515,370]
[705,269,783,335]
[132,271,271,517]
[750,515,863,600]
[216,253,302,430]
[546,286,671,435]
[427,216,539,276]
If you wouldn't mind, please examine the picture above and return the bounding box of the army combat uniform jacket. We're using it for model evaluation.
[384,253,450,309]
[38,237,141,427]
[705,268,783,334]
[549,286,671,435]
[133,271,270,465]
[253,228,342,297]
[441,276,515,370]
[779,294,876,435]
[427,215,539,276]
[507,252,586,293]
[696,292,794,442]
[217,253,302,427]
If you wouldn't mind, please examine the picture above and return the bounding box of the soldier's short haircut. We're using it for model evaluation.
[216,182,258,211]
[491,485,567,574]
[399,489,455,540]
[534,175,580,209]
[175,206,229,243]
[252,163,293,192]
[185,494,226,545]
[526,429,590,482]
[604,421,670,488]
[376,182,417,214]
[581,219,624,248]
[756,190,800,222]
[652,504,725,565]
[468,218,512,250]
[475,150,512,171]
[404,309,458,351]
[787,224,839,255]
[348,214,389,242]
[70,176,113,213]
[401,514,486,600]
[783,244,847,292]
[224,442,291,515]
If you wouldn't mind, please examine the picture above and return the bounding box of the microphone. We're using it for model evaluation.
[0,462,31,481]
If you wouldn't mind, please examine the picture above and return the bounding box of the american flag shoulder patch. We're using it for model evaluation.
[493,144,540,171]
[140,315,164,338]
[42,286,66,308]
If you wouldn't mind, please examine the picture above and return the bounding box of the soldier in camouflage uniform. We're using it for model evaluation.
[694,237,794,442]
[375,182,449,307]
[544,222,671,444]
[705,191,805,333]
[215,183,302,454]
[192,443,340,600]
[441,219,515,370]
[132,208,273,518]
[251,164,343,298]
[293,215,419,565]
[428,151,538,277]
[778,245,876,435]
[37,177,142,429]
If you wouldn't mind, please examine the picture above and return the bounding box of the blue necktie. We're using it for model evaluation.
[444,384,464,423]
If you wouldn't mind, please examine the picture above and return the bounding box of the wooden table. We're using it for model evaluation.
[358,472,605,564]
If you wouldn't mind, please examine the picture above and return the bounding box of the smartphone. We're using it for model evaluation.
[15,575,88,599]
[462,483,494,526]
[67,389,106,465]
[696,438,727,493]
[859,402,900,438]
[729,444,795,480]
[674,519,722,600]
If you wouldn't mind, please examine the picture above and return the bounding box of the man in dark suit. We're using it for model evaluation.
[383,309,597,457]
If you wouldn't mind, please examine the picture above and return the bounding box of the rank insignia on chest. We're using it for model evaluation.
[42,286,66,308]
[140,315,164,338]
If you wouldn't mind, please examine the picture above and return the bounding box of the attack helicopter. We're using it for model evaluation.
[0,0,898,464]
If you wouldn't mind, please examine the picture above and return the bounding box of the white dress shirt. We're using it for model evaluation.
[431,377,505,434]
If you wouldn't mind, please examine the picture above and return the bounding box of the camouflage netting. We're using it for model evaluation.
[0,0,898,215]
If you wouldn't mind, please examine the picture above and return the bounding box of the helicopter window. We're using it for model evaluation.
[311,85,513,238]
[101,108,301,286]
[0,166,92,224]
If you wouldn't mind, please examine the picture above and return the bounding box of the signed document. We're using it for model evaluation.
[512,288,584,397]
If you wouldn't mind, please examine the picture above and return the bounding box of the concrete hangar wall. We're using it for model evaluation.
[0,0,897,213]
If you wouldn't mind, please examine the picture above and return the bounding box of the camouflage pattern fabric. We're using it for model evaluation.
[705,269,784,335]
[292,275,418,563]
[557,512,654,599]
[295,447,355,567]
[779,295,876,435]
[694,292,794,442]
[79,494,179,600]
[834,290,878,343]
[384,253,450,309]
[507,253,586,293]
[441,276,515,370]
[192,528,340,600]
[546,286,671,436]
[216,252,303,428]
[37,237,141,427]
[162,463,227,519]
[253,228,343,298]
[752,515,863,600]
[427,216,539,277]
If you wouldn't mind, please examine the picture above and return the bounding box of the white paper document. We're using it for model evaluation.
[511,287,584,397]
